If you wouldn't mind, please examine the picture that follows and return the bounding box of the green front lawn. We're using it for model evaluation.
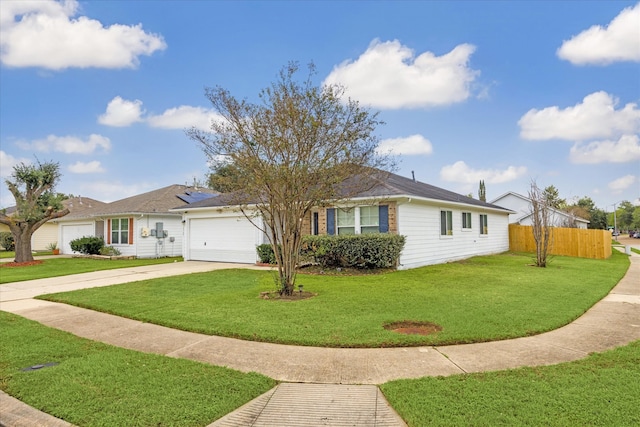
[0,257,183,284]
[381,340,640,426]
[41,251,630,348]
[0,311,276,427]
[3,312,637,427]
[0,250,16,259]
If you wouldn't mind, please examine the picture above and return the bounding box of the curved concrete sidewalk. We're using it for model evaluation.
[1,255,638,426]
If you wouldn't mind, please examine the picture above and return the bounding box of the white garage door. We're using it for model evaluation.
[189,217,258,263]
[61,223,94,254]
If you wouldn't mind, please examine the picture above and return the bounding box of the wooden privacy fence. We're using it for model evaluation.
[509,224,612,260]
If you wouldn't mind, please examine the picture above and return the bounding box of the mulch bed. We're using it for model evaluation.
[296,264,395,276]
[260,291,317,301]
[1,260,44,268]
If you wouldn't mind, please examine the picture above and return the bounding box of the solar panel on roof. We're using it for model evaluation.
[177,192,217,204]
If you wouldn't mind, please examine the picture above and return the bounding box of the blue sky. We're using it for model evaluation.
[1,1,639,213]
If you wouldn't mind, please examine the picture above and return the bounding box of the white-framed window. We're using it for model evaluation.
[110,218,130,244]
[440,210,453,236]
[337,208,356,235]
[462,212,472,230]
[480,214,488,235]
[359,206,379,234]
[336,206,380,235]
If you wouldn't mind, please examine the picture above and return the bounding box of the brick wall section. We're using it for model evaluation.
[387,201,398,234]
[318,209,328,235]
[301,211,312,235]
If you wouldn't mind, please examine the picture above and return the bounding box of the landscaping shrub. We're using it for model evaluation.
[69,236,104,255]
[301,233,405,269]
[256,243,284,264]
[0,232,15,251]
[100,246,122,256]
[256,244,276,264]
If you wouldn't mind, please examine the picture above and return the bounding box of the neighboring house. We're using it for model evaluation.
[490,192,589,229]
[174,171,514,269]
[0,197,106,251]
[56,185,216,257]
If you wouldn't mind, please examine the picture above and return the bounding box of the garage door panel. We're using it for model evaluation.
[189,217,257,263]
[61,224,93,254]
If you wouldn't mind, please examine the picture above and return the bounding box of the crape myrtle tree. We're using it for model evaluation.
[0,161,69,263]
[188,62,391,295]
[528,180,553,267]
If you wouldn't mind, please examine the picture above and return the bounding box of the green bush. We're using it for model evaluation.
[256,243,277,264]
[69,236,104,255]
[100,245,121,256]
[301,233,406,269]
[0,232,15,251]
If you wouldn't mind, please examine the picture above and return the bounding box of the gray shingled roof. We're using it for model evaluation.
[61,185,217,219]
[60,196,108,219]
[353,171,511,211]
[178,170,511,212]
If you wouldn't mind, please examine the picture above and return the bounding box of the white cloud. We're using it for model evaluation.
[518,91,640,141]
[68,160,105,174]
[98,96,144,127]
[608,174,637,193]
[570,134,640,164]
[147,105,221,132]
[376,134,433,156]
[17,134,111,154]
[0,150,31,177]
[0,0,166,70]
[324,39,479,109]
[76,180,154,203]
[557,3,640,65]
[440,161,527,184]
[98,97,220,131]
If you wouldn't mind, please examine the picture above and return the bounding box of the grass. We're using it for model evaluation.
[40,251,630,348]
[0,250,56,259]
[0,311,276,427]
[381,340,640,427]
[0,257,183,284]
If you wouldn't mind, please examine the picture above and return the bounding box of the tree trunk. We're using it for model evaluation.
[14,229,34,263]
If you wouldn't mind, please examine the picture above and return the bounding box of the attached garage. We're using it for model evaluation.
[187,215,260,263]
[60,223,94,254]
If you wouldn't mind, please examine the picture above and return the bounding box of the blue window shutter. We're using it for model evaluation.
[379,205,389,233]
[327,208,335,235]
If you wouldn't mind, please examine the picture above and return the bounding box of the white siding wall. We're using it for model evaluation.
[397,201,510,269]
[107,215,182,258]
[31,223,58,251]
[494,193,531,224]
[1,222,59,251]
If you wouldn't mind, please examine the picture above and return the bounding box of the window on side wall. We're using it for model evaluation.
[480,214,488,235]
[337,208,356,235]
[359,206,379,234]
[440,210,453,236]
[111,218,129,244]
[335,206,381,234]
[462,212,472,230]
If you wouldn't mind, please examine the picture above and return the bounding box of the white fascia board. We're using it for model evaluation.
[172,203,259,215]
[335,195,516,214]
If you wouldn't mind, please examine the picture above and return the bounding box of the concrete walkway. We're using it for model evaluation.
[1,254,639,426]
